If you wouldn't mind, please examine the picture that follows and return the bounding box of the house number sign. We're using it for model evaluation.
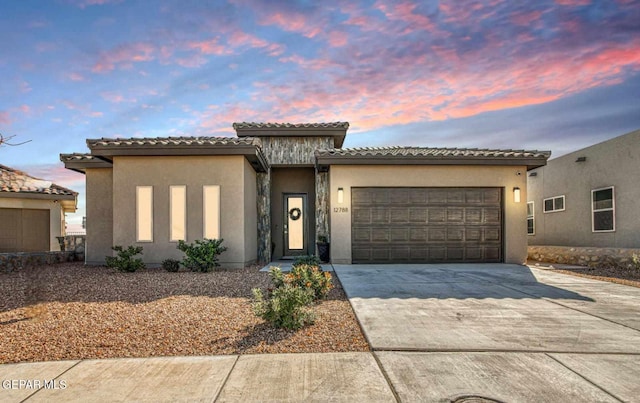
[333,207,349,213]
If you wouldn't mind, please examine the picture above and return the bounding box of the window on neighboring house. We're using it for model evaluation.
[203,185,220,239]
[170,186,186,241]
[592,186,615,232]
[136,186,153,242]
[527,201,535,235]
[543,195,565,213]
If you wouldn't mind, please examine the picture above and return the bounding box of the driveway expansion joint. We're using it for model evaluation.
[213,355,239,403]
[544,353,625,403]
[371,352,401,403]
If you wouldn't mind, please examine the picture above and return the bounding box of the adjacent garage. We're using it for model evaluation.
[0,208,51,252]
[351,187,502,263]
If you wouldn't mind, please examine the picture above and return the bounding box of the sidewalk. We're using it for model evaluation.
[0,353,396,402]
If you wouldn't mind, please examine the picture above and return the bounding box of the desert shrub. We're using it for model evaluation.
[105,245,145,272]
[268,265,333,301]
[292,255,321,268]
[162,258,181,272]
[631,254,640,270]
[177,239,228,272]
[252,285,315,330]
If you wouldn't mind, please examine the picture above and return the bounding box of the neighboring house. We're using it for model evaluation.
[61,122,549,267]
[527,129,640,248]
[0,164,78,252]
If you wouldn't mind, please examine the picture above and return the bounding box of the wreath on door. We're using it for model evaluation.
[288,207,302,221]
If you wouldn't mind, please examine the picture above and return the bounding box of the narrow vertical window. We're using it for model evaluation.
[527,201,535,235]
[592,187,615,232]
[170,185,186,241]
[136,186,153,242]
[203,185,220,239]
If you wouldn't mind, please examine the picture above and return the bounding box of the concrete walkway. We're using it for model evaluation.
[334,263,640,402]
[1,353,395,402]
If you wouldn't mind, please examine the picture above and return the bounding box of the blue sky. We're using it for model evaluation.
[1,0,639,230]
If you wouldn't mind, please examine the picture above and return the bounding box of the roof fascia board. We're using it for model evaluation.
[316,156,548,170]
[90,145,268,172]
[235,128,346,148]
[0,192,76,201]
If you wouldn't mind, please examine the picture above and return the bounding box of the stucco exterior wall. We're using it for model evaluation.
[85,168,113,264]
[111,155,253,267]
[329,165,528,264]
[528,129,640,248]
[0,197,64,251]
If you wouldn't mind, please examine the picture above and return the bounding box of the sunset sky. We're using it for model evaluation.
[1,0,639,230]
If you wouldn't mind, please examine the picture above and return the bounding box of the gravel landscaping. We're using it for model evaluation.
[0,263,369,364]
[554,266,640,288]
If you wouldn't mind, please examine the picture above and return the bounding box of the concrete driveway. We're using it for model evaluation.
[334,263,640,402]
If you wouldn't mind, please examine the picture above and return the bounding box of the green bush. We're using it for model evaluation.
[177,239,228,272]
[162,258,181,272]
[292,255,321,268]
[632,254,640,270]
[105,246,145,272]
[252,285,315,330]
[268,265,333,301]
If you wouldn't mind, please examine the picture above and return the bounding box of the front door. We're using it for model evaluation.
[283,193,307,257]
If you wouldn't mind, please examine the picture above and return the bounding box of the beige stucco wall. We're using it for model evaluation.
[527,129,640,248]
[111,155,254,267]
[85,168,114,264]
[0,197,65,251]
[329,165,528,264]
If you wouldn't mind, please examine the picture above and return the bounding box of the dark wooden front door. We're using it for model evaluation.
[351,187,503,263]
[283,193,307,257]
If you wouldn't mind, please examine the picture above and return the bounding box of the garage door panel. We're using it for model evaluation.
[352,187,502,263]
[428,208,446,222]
[371,208,389,223]
[372,228,389,242]
[353,208,371,224]
[353,227,371,242]
[390,208,408,223]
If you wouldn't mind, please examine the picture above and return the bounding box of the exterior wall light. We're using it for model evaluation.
[513,187,521,203]
[337,188,344,204]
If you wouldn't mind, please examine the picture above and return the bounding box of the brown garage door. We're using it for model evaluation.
[0,208,50,252]
[352,188,502,263]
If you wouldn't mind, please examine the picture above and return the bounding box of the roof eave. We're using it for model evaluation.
[315,156,549,171]
[0,191,77,201]
[88,145,269,173]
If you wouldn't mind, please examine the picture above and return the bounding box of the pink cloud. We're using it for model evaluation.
[18,105,30,114]
[100,92,136,103]
[18,164,85,190]
[328,31,348,47]
[67,72,86,81]
[0,111,10,125]
[69,0,123,9]
[188,38,230,55]
[555,0,591,5]
[511,10,543,26]
[92,42,155,73]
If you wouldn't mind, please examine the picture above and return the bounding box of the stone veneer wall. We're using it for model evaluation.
[528,245,640,267]
[256,171,271,263]
[0,251,76,273]
[258,136,334,261]
[260,137,333,165]
[315,171,329,243]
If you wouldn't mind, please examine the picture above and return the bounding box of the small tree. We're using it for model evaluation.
[0,132,31,147]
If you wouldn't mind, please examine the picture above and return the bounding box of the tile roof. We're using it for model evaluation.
[87,136,259,148]
[0,164,77,197]
[60,153,103,162]
[233,122,349,130]
[316,147,551,159]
